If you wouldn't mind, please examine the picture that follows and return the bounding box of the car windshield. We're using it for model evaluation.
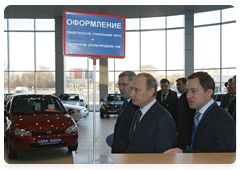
[12,97,67,115]
[106,94,124,101]
[59,94,79,101]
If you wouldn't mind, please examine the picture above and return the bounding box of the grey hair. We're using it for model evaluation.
[118,71,136,82]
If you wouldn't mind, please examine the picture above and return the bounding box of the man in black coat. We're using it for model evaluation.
[128,73,177,153]
[220,78,233,109]
[163,72,236,153]
[111,71,138,153]
[156,78,178,130]
[176,78,195,150]
[228,75,238,115]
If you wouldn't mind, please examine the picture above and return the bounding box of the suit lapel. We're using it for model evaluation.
[130,102,158,141]
[196,104,217,134]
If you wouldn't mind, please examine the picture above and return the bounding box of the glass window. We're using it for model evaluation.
[9,19,34,30]
[65,56,89,71]
[141,30,165,70]
[194,10,220,26]
[9,32,34,71]
[167,29,184,70]
[4,32,8,71]
[35,19,55,30]
[108,72,115,93]
[167,15,184,28]
[108,58,115,71]
[141,17,165,29]
[4,72,8,93]
[222,23,237,68]
[36,32,55,71]
[4,19,7,30]
[222,7,236,22]
[126,18,140,30]
[36,72,55,94]
[194,25,220,69]
[9,72,35,93]
[115,32,140,71]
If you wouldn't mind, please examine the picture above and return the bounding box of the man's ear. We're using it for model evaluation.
[207,89,214,97]
[149,88,155,97]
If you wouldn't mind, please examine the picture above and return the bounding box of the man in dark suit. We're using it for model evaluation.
[220,78,234,112]
[111,71,138,153]
[228,75,238,115]
[231,75,236,122]
[176,78,195,150]
[164,72,236,153]
[156,78,178,130]
[128,73,177,153]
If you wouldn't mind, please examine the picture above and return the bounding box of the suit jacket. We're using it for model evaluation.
[111,99,138,153]
[184,103,236,153]
[228,97,236,117]
[233,104,238,149]
[220,93,231,108]
[128,101,177,153]
[177,91,195,149]
[156,89,178,130]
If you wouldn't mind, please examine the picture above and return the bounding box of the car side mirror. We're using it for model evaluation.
[68,109,75,114]
[80,99,84,102]
[100,98,104,102]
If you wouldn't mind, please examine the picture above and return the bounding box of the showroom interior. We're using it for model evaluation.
[4,5,237,165]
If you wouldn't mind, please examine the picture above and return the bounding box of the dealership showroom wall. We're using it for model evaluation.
[4,5,237,111]
[3,4,238,166]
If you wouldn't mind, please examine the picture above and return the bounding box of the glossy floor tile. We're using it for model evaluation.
[4,112,117,164]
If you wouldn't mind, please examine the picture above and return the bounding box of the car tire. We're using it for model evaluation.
[7,137,17,159]
[68,142,78,152]
[100,112,104,118]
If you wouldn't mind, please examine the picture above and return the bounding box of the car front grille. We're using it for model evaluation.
[31,129,65,136]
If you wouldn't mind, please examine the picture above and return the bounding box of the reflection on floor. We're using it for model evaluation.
[4,112,117,164]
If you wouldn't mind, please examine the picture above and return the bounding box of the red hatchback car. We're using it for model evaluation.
[4,94,78,159]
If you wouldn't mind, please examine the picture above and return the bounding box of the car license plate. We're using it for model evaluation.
[108,110,117,113]
[37,137,61,145]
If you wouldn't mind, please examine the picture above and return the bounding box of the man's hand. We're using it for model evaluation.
[163,148,183,154]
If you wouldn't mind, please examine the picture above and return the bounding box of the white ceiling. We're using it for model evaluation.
[4,5,233,18]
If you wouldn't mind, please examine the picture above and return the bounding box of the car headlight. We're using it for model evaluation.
[65,124,78,133]
[14,128,32,136]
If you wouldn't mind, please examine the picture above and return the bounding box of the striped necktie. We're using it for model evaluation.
[194,111,201,130]
[135,110,142,127]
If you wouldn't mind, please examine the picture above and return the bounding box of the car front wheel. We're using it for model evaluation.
[7,137,17,159]
[68,142,78,152]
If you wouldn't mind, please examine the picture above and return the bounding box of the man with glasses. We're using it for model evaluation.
[111,71,138,153]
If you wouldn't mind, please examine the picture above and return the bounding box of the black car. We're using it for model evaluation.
[99,94,124,118]
[213,93,226,106]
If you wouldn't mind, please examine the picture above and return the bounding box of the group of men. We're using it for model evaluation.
[111,71,236,153]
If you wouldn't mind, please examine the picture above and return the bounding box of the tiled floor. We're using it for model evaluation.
[4,112,117,164]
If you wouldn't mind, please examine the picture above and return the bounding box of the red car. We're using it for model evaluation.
[4,94,78,159]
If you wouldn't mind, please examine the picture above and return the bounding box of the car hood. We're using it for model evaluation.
[11,113,74,131]
[61,101,78,105]
[104,101,124,105]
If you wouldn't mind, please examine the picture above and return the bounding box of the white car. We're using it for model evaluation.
[63,104,89,122]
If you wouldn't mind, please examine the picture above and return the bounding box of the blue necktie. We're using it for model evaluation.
[194,112,201,130]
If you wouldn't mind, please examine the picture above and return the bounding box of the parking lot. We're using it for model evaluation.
[4,112,117,164]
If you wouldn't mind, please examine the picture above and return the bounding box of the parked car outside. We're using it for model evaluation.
[213,92,226,106]
[58,93,88,109]
[4,94,78,159]
[63,104,89,122]
[99,93,124,118]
